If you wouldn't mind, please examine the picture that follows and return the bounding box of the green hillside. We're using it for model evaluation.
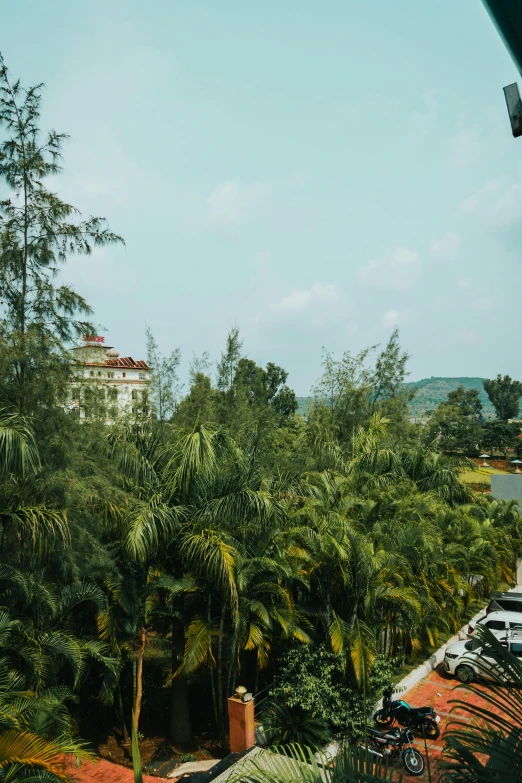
[297,377,496,419]
[404,377,494,418]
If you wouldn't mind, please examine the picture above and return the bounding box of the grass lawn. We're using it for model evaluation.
[459,465,507,487]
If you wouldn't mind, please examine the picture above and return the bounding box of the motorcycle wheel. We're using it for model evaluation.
[422,718,440,739]
[402,748,425,777]
[374,709,394,727]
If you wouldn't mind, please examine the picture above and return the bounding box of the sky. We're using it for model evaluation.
[2,0,522,395]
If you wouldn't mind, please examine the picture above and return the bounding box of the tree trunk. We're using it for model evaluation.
[117,683,129,742]
[133,627,147,734]
[217,612,225,739]
[170,620,191,743]
[207,595,219,731]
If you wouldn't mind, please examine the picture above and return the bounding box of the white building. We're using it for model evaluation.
[69,336,151,420]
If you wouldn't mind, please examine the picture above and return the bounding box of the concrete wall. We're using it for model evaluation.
[491,474,522,504]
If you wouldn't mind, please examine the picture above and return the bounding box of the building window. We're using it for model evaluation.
[122,372,126,378]
[90,371,94,377]
[97,371,102,377]
[131,390,137,400]
[139,373,145,380]
[107,372,114,379]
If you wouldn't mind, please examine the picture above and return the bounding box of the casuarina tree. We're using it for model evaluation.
[0,53,122,413]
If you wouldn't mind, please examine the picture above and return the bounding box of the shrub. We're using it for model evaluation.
[267,645,396,741]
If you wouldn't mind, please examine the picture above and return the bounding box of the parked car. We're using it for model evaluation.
[444,636,522,683]
[468,610,522,638]
[486,592,522,615]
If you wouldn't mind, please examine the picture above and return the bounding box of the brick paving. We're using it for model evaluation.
[60,665,499,783]
[63,755,169,783]
[401,664,494,780]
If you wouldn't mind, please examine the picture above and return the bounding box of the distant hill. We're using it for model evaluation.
[404,377,493,418]
[296,377,496,419]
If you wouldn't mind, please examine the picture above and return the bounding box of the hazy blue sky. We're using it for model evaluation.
[2,1,521,394]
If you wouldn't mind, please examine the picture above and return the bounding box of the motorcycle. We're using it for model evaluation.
[357,726,425,777]
[373,686,441,739]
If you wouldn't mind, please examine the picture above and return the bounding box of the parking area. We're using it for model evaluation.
[403,664,494,780]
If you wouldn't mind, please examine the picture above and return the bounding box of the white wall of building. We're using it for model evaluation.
[68,343,151,421]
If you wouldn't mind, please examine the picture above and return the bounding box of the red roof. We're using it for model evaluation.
[105,357,150,370]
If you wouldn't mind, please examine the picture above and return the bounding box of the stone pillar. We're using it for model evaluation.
[228,691,255,754]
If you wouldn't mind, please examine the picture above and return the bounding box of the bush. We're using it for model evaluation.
[260,701,333,750]
[267,645,396,741]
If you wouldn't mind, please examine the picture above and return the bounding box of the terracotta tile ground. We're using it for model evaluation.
[63,755,170,783]
[61,666,498,783]
[400,664,495,781]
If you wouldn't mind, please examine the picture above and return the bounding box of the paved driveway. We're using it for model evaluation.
[62,665,497,783]
[402,664,493,780]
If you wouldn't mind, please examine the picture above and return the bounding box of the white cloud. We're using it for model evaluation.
[456,176,522,228]
[207,180,272,230]
[472,297,494,311]
[429,232,460,263]
[272,290,311,312]
[448,128,482,167]
[459,278,472,290]
[381,310,403,328]
[271,282,339,313]
[357,246,419,291]
[311,282,338,302]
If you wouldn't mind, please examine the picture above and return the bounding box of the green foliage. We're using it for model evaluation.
[231,743,394,783]
[2,51,522,783]
[300,377,502,421]
[309,329,413,445]
[260,702,333,750]
[267,646,395,740]
[425,385,484,454]
[481,420,519,453]
[408,377,496,419]
[483,374,522,421]
[447,386,483,418]
[146,327,181,423]
[216,327,243,392]
[0,52,122,415]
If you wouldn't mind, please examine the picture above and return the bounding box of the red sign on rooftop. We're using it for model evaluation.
[82,335,105,343]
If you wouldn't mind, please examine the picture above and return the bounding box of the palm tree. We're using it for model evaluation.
[109,422,295,740]
[0,410,68,558]
[0,565,118,780]
[0,635,90,782]
[229,743,394,783]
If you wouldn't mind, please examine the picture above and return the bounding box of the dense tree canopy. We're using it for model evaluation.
[1,53,521,783]
[483,374,522,422]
